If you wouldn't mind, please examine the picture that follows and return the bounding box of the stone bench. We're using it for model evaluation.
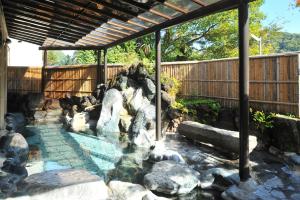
[178,121,257,154]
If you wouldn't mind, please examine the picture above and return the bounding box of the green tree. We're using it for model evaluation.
[47,51,65,66]
[73,50,97,64]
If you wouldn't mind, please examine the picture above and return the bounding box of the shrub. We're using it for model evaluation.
[176,98,221,124]
[252,110,275,134]
[161,73,181,97]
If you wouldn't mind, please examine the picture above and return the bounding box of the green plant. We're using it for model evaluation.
[171,101,189,114]
[161,73,181,97]
[176,98,221,124]
[253,111,275,134]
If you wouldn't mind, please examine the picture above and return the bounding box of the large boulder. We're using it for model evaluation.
[128,88,150,114]
[131,105,156,147]
[142,78,156,101]
[143,160,200,195]
[14,169,109,200]
[108,181,169,200]
[97,89,123,137]
[25,93,46,111]
[271,115,300,153]
[3,133,29,166]
[5,113,26,133]
[178,121,257,154]
[149,142,185,164]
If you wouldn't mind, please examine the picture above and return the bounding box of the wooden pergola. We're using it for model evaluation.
[0,0,251,181]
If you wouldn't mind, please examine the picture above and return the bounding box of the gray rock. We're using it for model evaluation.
[291,193,300,200]
[108,181,148,200]
[131,105,156,147]
[97,89,123,137]
[4,133,29,166]
[5,113,26,133]
[16,169,109,200]
[149,143,185,164]
[70,112,89,133]
[284,152,300,165]
[0,173,20,196]
[143,78,156,101]
[269,146,281,156]
[115,75,128,91]
[200,168,239,189]
[221,179,259,200]
[271,115,300,153]
[25,93,46,111]
[33,111,47,121]
[143,160,200,195]
[270,190,286,199]
[128,88,150,114]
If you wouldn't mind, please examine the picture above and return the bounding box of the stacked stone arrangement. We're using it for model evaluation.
[60,63,177,148]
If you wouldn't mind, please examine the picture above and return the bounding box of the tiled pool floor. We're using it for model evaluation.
[25,123,123,179]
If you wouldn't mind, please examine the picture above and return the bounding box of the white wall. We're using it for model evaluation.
[8,39,43,67]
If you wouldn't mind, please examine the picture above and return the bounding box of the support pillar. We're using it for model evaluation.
[96,50,102,85]
[238,0,250,181]
[155,30,162,141]
[103,49,108,84]
[41,50,47,93]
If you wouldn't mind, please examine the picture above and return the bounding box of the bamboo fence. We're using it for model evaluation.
[7,53,300,116]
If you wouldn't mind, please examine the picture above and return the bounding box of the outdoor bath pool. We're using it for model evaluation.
[25,123,124,179]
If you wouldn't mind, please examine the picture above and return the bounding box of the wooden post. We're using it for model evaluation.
[155,30,162,141]
[97,50,102,85]
[103,49,108,84]
[238,0,250,181]
[0,44,7,130]
[298,53,300,117]
[41,50,47,93]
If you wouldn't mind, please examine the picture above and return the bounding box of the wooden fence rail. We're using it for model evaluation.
[7,53,300,116]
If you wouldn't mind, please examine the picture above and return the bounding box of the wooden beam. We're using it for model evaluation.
[9,35,44,45]
[94,29,124,39]
[155,0,188,14]
[192,0,208,6]
[90,31,119,41]
[6,17,84,40]
[85,34,113,43]
[53,0,128,22]
[102,26,131,36]
[37,0,107,24]
[7,26,77,43]
[120,0,172,20]
[4,7,91,35]
[81,37,107,45]
[6,0,100,27]
[108,21,139,32]
[5,15,84,38]
[3,3,96,30]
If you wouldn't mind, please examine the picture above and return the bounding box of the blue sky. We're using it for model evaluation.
[261,0,300,33]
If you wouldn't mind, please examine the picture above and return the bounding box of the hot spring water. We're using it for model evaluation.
[25,123,123,179]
